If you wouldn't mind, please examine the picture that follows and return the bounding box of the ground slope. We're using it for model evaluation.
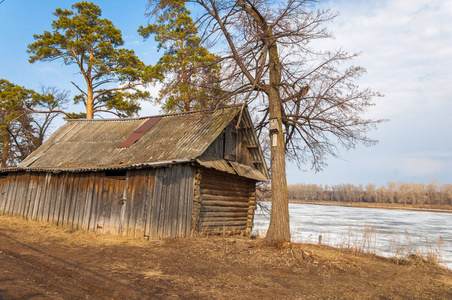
[0,216,451,299]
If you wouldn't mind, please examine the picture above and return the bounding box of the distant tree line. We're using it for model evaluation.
[284,182,452,206]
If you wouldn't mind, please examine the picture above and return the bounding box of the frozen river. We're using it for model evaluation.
[253,202,452,269]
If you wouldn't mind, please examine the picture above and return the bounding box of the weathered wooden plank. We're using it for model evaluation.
[91,174,104,232]
[200,178,251,188]
[157,168,168,238]
[134,170,148,238]
[50,174,63,225]
[113,177,127,235]
[108,179,118,235]
[200,188,251,197]
[199,224,247,231]
[4,173,18,215]
[165,167,174,238]
[199,211,248,218]
[177,166,188,238]
[48,174,58,224]
[72,174,86,229]
[22,173,33,216]
[17,173,31,216]
[100,178,114,235]
[201,195,250,203]
[62,175,76,227]
[81,173,95,231]
[169,165,180,238]
[200,200,249,207]
[55,174,69,226]
[10,173,22,216]
[97,176,110,234]
[70,174,81,228]
[162,168,173,238]
[39,173,52,222]
[45,173,56,222]
[0,177,10,214]
[143,170,155,238]
[31,174,44,220]
[185,167,194,237]
[87,173,101,231]
[200,216,248,222]
[111,177,124,235]
[200,220,248,226]
[1,175,12,214]
[112,177,126,235]
[4,173,19,215]
[120,171,134,236]
[24,174,37,219]
[136,170,148,237]
[127,171,140,237]
[200,206,249,212]
[149,169,162,239]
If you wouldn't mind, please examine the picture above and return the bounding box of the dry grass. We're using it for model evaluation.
[1,215,451,299]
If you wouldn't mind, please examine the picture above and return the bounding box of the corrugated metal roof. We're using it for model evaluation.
[196,156,268,182]
[18,106,241,171]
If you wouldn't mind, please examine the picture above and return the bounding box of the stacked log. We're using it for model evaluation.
[198,169,255,234]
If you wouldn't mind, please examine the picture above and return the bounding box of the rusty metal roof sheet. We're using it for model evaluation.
[18,106,242,171]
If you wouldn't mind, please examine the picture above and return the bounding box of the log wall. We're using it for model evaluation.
[0,164,194,239]
[197,168,256,234]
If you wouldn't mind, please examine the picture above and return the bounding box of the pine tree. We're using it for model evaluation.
[28,2,156,119]
[139,0,222,112]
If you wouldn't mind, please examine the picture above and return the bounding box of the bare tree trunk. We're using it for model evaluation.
[265,38,290,244]
[1,134,9,168]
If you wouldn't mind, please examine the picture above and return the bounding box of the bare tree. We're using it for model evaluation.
[1,79,69,167]
[28,86,71,147]
[147,0,383,243]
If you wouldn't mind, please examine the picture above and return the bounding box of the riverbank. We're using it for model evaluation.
[284,199,452,213]
[1,215,451,299]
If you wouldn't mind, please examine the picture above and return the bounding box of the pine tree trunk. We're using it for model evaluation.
[265,37,291,244]
[86,87,94,119]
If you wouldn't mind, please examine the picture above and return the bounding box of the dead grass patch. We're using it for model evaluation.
[1,215,451,299]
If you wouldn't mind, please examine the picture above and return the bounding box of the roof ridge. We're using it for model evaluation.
[65,104,243,122]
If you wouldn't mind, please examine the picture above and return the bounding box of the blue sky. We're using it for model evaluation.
[0,0,451,186]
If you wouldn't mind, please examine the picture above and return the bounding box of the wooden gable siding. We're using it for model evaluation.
[197,168,256,234]
[203,124,254,167]
[0,165,194,239]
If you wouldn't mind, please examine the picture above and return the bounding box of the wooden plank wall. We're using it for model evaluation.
[202,125,254,168]
[0,164,194,239]
[197,168,256,234]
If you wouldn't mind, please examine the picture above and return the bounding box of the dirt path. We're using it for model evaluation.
[1,215,451,299]
[0,231,147,299]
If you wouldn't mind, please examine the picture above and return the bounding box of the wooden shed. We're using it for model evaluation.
[0,106,268,239]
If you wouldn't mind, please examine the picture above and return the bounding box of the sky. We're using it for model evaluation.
[0,0,451,187]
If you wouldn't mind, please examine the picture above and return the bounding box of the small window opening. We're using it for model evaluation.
[105,170,127,179]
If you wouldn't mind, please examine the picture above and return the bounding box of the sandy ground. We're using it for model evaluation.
[0,215,451,299]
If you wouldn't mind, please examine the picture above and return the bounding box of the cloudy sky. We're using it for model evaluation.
[0,0,450,186]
